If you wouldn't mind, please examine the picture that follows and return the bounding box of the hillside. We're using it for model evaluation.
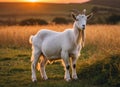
[0,1,119,19]
[0,3,92,20]
[0,1,120,25]
[88,0,120,8]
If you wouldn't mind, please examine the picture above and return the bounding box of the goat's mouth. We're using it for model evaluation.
[82,25,85,30]
[82,27,85,30]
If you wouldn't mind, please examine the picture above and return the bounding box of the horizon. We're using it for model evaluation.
[0,0,90,3]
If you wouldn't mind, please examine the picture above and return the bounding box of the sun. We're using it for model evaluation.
[29,0,38,2]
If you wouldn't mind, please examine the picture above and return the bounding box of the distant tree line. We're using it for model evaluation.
[19,18,48,26]
[90,6,120,24]
[88,14,120,24]
[0,17,73,26]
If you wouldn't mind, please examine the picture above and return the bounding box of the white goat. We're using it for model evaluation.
[29,9,93,82]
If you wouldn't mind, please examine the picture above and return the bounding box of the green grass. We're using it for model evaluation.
[0,48,90,87]
[0,47,119,87]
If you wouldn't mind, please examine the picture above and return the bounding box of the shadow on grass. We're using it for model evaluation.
[0,57,11,61]
[78,53,120,87]
[10,68,25,73]
[29,79,92,87]
[16,54,29,57]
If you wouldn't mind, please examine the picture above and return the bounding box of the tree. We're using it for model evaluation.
[19,18,48,26]
[52,17,69,24]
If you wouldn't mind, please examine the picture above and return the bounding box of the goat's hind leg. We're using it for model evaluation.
[39,56,48,80]
[31,46,41,82]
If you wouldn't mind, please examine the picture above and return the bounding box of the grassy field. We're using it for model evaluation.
[0,24,120,49]
[0,25,120,87]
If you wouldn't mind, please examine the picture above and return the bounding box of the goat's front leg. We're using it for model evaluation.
[71,56,78,80]
[61,51,71,82]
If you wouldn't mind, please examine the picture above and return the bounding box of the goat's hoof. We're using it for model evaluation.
[44,77,48,80]
[32,79,37,82]
[42,76,48,80]
[72,75,78,80]
[65,78,71,82]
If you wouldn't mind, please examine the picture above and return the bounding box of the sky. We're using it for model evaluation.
[0,0,90,3]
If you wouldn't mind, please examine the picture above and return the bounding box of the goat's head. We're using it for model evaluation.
[72,9,93,30]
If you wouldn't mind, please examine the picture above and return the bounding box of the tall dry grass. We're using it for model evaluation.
[0,25,71,48]
[86,25,120,51]
[0,25,120,52]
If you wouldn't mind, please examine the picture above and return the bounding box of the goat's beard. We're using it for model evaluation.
[81,30,85,47]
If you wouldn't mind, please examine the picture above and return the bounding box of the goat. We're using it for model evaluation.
[29,9,93,82]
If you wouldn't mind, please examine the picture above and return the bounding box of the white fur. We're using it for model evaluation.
[29,9,92,82]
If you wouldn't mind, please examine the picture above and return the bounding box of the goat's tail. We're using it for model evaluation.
[29,35,34,44]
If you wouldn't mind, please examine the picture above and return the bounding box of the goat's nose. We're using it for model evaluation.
[82,25,85,29]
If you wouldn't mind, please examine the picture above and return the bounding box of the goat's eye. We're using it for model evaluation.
[76,19,79,21]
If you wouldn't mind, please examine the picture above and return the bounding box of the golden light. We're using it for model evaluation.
[29,0,38,2]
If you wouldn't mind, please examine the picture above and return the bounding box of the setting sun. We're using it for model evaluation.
[29,0,38,2]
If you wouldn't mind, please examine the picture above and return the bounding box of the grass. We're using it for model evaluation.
[0,24,119,50]
[0,48,119,87]
[0,25,120,87]
[0,48,96,87]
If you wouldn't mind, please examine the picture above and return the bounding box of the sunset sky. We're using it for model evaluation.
[0,0,90,3]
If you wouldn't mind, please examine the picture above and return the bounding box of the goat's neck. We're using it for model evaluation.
[73,23,82,45]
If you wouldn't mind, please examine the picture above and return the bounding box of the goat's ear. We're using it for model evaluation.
[71,13,76,21]
[87,13,93,20]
